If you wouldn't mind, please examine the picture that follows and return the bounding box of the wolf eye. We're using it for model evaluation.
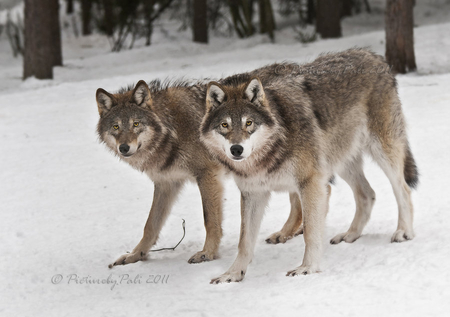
[133,122,139,127]
[246,121,253,126]
[221,122,228,128]
[113,125,119,130]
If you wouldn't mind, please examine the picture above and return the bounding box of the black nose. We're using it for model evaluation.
[119,144,130,154]
[230,145,244,157]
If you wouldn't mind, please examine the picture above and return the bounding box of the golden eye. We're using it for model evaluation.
[113,125,119,130]
[221,122,228,128]
[246,121,252,126]
[134,122,139,127]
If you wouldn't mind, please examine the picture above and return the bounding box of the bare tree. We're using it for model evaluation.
[102,0,115,37]
[385,0,416,73]
[5,12,24,57]
[66,0,74,14]
[316,0,342,39]
[50,0,63,66]
[23,0,62,79]
[258,0,275,41]
[229,0,254,38]
[193,0,208,43]
[306,0,316,24]
[342,0,353,17]
[81,0,92,35]
[143,0,155,46]
[107,0,176,51]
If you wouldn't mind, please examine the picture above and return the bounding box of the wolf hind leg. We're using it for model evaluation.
[109,181,184,268]
[267,184,331,244]
[266,192,303,244]
[369,141,415,242]
[330,155,376,244]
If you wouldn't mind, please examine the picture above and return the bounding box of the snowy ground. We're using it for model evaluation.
[1,3,450,317]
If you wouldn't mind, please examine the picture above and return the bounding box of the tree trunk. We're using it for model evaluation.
[258,0,275,41]
[306,0,316,25]
[143,0,155,46]
[228,0,254,38]
[341,0,353,17]
[193,0,208,43]
[385,0,416,74]
[316,0,342,39]
[50,0,63,66]
[102,0,114,36]
[66,0,74,14]
[242,0,254,35]
[81,0,92,36]
[24,0,60,79]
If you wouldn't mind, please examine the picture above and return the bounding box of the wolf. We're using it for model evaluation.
[96,79,226,266]
[96,79,305,267]
[200,48,419,283]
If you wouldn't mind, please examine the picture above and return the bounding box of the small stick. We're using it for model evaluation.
[149,219,186,252]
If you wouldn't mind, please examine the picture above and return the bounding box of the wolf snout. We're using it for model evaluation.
[230,145,244,158]
[119,144,130,154]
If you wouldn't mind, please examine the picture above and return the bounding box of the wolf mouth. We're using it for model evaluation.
[231,156,244,161]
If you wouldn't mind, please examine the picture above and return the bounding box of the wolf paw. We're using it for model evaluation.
[188,250,217,264]
[330,231,361,244]
[265,225,303,244]
[210,270,246,284]
[108,251,147,268]
[391,229,414,243]
[286,266,320,277]
[265,231,292,244]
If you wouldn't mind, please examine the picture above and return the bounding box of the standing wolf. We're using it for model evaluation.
[96,80,226,266]
[96,79,304,267]
[200,48,418,283]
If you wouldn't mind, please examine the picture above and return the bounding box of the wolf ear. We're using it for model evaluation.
[244,78,266,106]
[96,88,115,117]
[206,82,225,112]
[133,80,152,109]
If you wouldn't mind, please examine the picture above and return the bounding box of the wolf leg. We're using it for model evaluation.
[266,184,331,244]
[370,144,415,242]
[188,171,224,263]
[109,181,184,268]
[266,192,303,244]
[331,156,376,244]
[287,176,327,276]
[210,191,270,284]
[366,91,415,242]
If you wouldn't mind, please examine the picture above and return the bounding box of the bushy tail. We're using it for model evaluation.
[404,144,419,189]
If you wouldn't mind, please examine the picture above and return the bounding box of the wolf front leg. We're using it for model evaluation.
[286,177,328,276]
[210,191,270,284]
[188,171,224,263]
[109,181,184,268]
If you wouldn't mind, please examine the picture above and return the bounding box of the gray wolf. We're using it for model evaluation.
[96,79,225,266]
[96,79,302,267]
[200,48,418,283]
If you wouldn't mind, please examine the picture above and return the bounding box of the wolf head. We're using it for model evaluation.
[200,77,279,166]
[96,80,168,163]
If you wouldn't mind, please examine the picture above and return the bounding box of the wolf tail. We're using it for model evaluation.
[404,144,419,189]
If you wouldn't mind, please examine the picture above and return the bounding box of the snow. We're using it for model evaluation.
[1,3,450,317]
